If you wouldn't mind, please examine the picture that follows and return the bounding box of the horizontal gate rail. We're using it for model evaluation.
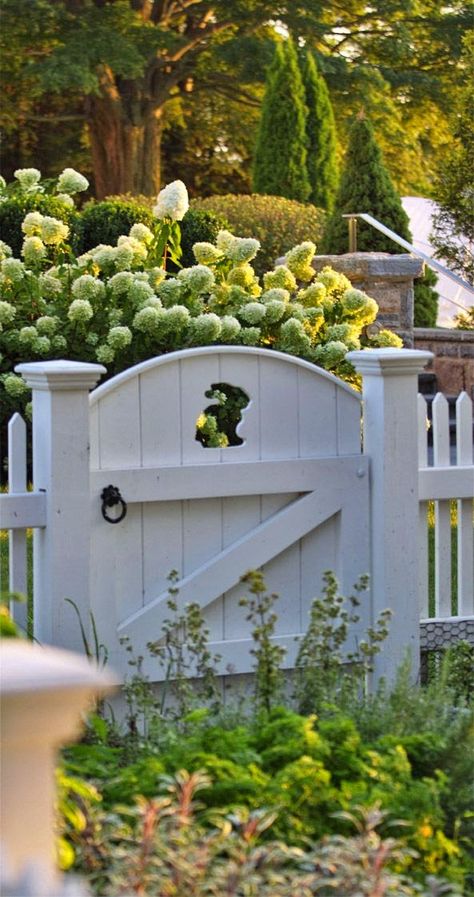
[91,455,368,504]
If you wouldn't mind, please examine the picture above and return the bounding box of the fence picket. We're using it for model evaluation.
[432,394,452,616]
[7,414,28,630]
[417,394,429,618]
[456,392,474,614]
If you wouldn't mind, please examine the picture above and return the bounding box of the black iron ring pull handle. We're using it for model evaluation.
[101,485,127,524]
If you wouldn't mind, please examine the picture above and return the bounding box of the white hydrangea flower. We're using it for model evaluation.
[22,211,43,236]
[239,326,261,346]
[227,237,260,264]
[1,257,25,282]
[3,373,28,398]
[239,302,267,325]
[33,335,51,355]
[227,264,256,289]
[22,236,47,265]
[68,299,94,323]
[56,192,75,208]
[96,344,115,364]
[117,235,148,265]
[264,300,286,324]
[220,315,241,340]
[40,216,69,245]
[178,264,215,294]
[153,180,189,221]
[158,278,183,306]
[285,242,316,281]
[147,267,166,290]
[216,230,235,253]
[39,272,62,298]
[133,306,163,333]
[188,313,222,343]
[262,287,290,304]
[0,300,16,327]
[57,168,89,194]
[0,239,12,261]
[36,315,58,335]
[263,266,296,293]
[193,242,222,265]
[19,325,38,344]
[71,274,105,302]
[90,245,117,269]
[164,305,190,329]
[129,223,154,245]
[14,168,41,190]
[108,271,134,296]
[128,279,155,305]
[107,326,132,350]
[51,334,68,352]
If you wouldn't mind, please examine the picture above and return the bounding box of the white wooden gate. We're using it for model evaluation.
[88,347,369,679]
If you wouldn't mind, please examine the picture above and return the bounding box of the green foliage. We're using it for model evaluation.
[454,306,474,330]
[239,571,286,714]
[60,768,463,897]
[301,51,339,213]
[431,32,474,284]
[0,194,78,257]
[294,571,391,716]
[253,39,310,202]
[195,383,249,449]
[322,116,412,254]
[192,193,325,276]
[0,592,25,638]
[414,267,439,328]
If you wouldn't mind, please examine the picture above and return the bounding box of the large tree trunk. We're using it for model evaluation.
[85,67,164,198]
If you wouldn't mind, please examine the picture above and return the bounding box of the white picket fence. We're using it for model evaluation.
[1,348,473,680]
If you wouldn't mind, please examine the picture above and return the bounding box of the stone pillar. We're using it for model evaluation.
[313,253,424,346]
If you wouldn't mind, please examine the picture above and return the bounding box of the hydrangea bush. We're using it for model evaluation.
[0,171,402,427]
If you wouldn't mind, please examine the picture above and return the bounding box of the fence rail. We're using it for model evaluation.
[418,391,473,621]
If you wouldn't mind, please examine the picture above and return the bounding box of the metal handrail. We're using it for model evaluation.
[343,212,474,305]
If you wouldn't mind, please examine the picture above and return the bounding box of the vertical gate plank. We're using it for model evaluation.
[140,364,183,466]
[297,368,337,457]
[433,394,452,616]
[456,393,474,614]
[258,356,299,459]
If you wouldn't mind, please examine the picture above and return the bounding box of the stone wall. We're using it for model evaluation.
[414,328,474,397]
[312,252,423,346]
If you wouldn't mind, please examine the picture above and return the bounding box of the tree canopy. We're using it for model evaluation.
[0,0,470,197]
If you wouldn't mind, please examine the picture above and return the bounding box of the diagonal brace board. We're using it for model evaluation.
[118,456,369,644]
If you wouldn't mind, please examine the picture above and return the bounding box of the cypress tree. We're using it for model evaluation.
[301,52,339,212]
[253,39,310,202]
[322,115,412,254]
[323,115,438,325]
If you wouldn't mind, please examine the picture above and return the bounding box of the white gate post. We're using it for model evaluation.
[15,360,105,651]
[347,349,433,682]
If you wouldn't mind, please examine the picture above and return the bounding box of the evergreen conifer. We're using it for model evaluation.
[323,115,411,253]
[252,39,310,202]
[301,52,339,212]
[323,115,438,326]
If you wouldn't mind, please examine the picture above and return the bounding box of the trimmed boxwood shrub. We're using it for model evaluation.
[75,198,227,268]
[74,198,156,254]
[192,193,325,276]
